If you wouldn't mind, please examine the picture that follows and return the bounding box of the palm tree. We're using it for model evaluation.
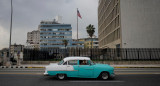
[86,24,95,48]
[62,40,68,49]
[62,40,68,58]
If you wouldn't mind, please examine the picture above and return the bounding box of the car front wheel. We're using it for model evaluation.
[100,72,109,80]
[57,74,66,80]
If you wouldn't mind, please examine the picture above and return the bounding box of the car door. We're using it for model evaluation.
[78,60,94,77]
[66,60,79,77]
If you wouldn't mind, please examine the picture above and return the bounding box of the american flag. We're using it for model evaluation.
[77,9,82,19]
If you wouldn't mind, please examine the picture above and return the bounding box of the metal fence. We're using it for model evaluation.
[23,48,160,61]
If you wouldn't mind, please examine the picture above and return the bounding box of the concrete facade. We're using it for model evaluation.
[10,44,24,55]
[78,38,99,48]
[120,0,160,48]
[27,30,40,45]
[26,30,40,49]
[98,0,160,48]
[98,0,121,48]
[25,44,40,49]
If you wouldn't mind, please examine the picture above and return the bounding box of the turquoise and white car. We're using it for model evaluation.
[44,57,115,80]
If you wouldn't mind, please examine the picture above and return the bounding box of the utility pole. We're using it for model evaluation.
[9,0,13,63]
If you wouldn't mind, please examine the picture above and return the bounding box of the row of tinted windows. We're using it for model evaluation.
[64,60,90,65]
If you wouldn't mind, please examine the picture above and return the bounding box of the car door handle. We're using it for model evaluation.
[67,66,70,67]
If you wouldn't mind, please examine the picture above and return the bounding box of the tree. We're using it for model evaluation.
[62,40,68,49]
[86,24,95,59]
[86,24,95,48]
[62,40,68,58]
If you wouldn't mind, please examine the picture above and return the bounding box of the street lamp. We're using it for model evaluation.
[9,0,13,63]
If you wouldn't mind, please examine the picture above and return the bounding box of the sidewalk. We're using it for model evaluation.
[22,64,160,68]
[112,65,160,68]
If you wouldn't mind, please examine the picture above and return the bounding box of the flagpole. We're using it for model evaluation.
[77,8,78,41]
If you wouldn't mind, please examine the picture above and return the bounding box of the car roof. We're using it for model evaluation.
[63,57,90,62]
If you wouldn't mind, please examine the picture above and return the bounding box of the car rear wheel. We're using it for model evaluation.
[57,74,66,80]
[100,72,109,80]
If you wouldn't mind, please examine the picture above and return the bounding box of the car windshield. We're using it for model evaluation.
[58,60,64,65]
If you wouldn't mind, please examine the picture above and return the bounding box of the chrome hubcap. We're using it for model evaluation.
[102,73,108,79]
[58,74,65,79]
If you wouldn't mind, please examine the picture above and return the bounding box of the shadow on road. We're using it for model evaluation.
[43,76,115,81]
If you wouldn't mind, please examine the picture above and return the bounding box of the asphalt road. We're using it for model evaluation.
[0,68,160,86]
[1,68,160,74]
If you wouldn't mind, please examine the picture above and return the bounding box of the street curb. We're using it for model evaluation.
[0,66,45,68]
[1,66,160,69]
[0,66,28,69]
[27,67,45,68]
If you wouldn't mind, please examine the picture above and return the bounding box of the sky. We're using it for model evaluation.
[0,0,98,50]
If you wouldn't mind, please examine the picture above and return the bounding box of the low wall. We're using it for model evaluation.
[21,61,160,65]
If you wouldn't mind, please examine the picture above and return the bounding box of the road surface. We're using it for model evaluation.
[0,68,160,86]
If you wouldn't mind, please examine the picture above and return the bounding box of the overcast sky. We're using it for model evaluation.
[0,0,98,49]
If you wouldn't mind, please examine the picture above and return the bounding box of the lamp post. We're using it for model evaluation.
[9,0,13,63]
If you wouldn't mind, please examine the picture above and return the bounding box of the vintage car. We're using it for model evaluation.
[44,57,115,80]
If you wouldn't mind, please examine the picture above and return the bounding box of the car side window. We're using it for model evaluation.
[68,60,78,65]
[63,61,67,65]
[79,60,89,65]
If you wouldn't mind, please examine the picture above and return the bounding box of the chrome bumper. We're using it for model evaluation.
[44,70,49,76]
[44,73,49,76]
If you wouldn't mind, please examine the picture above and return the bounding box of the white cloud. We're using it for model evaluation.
[0,26,9,50]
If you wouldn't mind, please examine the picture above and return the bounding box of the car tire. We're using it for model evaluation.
[57,74,66,80]
[100,72,109,80]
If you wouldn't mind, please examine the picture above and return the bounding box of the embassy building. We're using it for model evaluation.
[98,0,160,48]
